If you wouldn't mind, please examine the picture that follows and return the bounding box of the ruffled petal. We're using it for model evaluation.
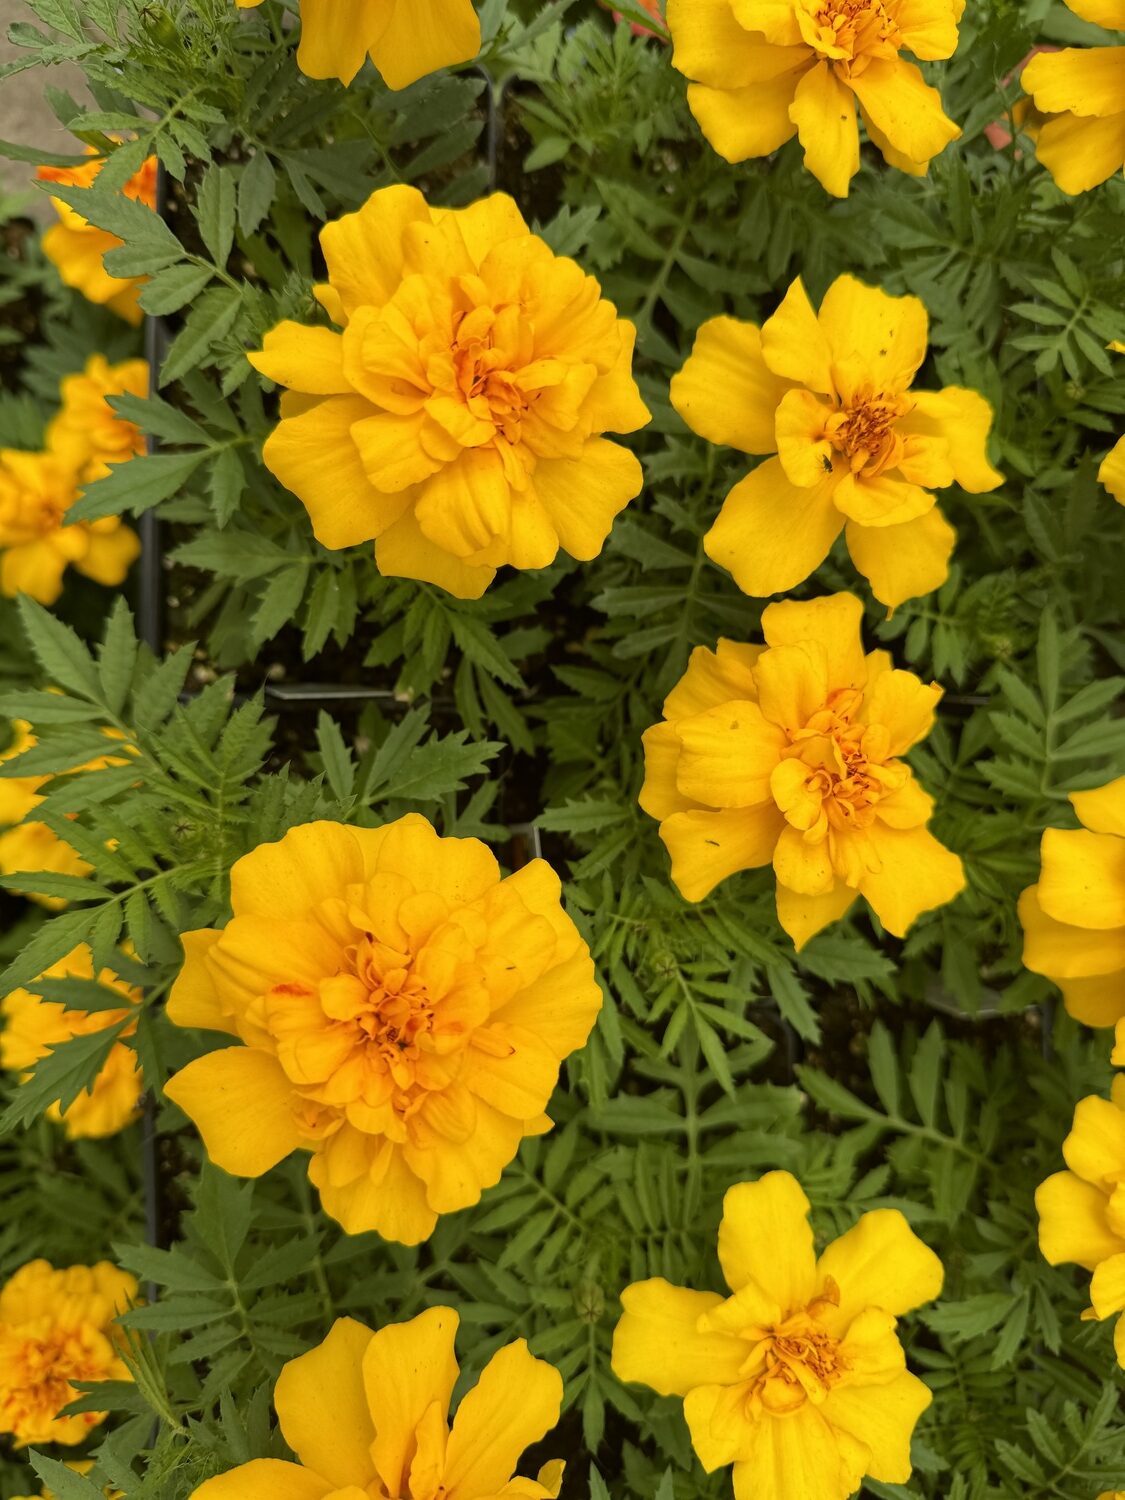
[821,1370,932,1485]
[817,275,928,394]
[659,804,785,901]
[1034,110,1125,195]
[845,505,956,608]
[718,1172,817,1306]
[1038,826,1125,930]
[760,592,866,692]
[904,388,1003,493]
[1019,884,1125,981]
[663,640,764,720]
[364,1307,460,1496]
[164,1047,303,1177]
[274,1319,376,1488]
[1036,1170,1124,1270]
[444,1341,562,1500]
[671,317,790,454]
[531,438,643,561]
[858,824,965,937]
[850,58,960,167]
[816,1210,943,1329]
[1023,47,1125,120]
[705,459,844,597]
[674,699,788,807]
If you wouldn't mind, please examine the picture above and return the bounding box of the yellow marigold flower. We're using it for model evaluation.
[164,815,602,1243]
[666,0,963,196]
[249,187,650,599]
[611,1171,942,1500]
[190,1307,563,1500]
[37,154,158,326]
[1036,1076,1125,1365]
[640,592,965,948]
[0,720,91,906]
[0,1259,137,1447]
[672,273,1003,607]
[1019,775,1125,1028]
[49,356,149,484]
[1100,434,1125,503]
[2,945,143,1140]
[234,0,480,88]
[1023,1,1125,194]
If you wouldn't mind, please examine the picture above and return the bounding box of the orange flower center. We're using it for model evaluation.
[743,1280,849,1416]
[824,391,910,476]
[808,0,902,65]
[0,1320,109,1443]
[450,305,534,445]
[777,687,905,837]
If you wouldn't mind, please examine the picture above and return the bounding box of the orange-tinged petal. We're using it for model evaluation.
[718,1171,817,1306]
[760,591,866,692]
[674,698,788,807]
[1038,827,1125,930]
[353,412,445,493]
[776,879,857,949]
[789,60,860,198]
[611,1279,749,1396]
[363,1308,459,1497]
[815,1209,943,1330]
[820,1371,932,1485]
[858,823,965,937]
[1023,47,1125,120]
[443,1341,562,1500]
[1036,1170,1124,1270]
[313,1141,437,1242]
[705,460,844,597]
[845,505,956,608]
[164,1047,303,1177]
[685,73,802,164]
[191,1460,334,1500]
[274,1319,376,1488]
[754,643,829,734]
[660,804,784,901]
[849,58,960,168]
[367,0,481,91]
[1034,109,1125,194]
[1073,776,1125,838]
[671,317,790,455]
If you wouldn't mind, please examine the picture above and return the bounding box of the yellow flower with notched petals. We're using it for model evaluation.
[234,0,480,89]
[1,945,143,1140]
[190,1308,563,1500]
[49,356,148,485]
[673,273,1003,607]
[164,815,602,1244]
[249,187,649,599]
[0,1259,137,1447]
[667,0,963,196]
[37,154,158,325]
[1023,0,1125,194]
[640,592,965,948]
[612,1171,942,1500]
[1019,775,1125,1027]
[1037,1077,1125,1366]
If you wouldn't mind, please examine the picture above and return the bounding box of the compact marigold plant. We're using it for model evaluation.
[189,1307,563,1499]
[251,186,649,598]
[673,272,1003,606]
[1022,0,1125,195]
[640,591,964,945]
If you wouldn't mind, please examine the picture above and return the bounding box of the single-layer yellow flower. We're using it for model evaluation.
[640,592,965,947]
[38,154,158,325]
[612,1171,942,1500]
[1023,1,1125,194]
[667,0,963,196]
[49,356,148,483]
[164,815,602,1243]
[1019,775,1125,1027]
[1037,1077,1125,1366]
[672,274,1003,607]
[249,187,649,599]
[0,720,91,904]
[2,945,143,1139]
[235,0,480,88]
[0,1259,136,1446]
[191,1307,563,1500]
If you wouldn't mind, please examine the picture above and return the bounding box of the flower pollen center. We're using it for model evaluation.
[811,0,902,63]
[826,391,909,476]
[776,687,904,837]
[744,1279,849,1415]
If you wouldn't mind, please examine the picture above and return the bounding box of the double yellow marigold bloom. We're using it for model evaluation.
[612,1171,942,1500]
[191,1307,562,1500]
[1023,0,1125,194]
[250,187,649,599]
[1019,775,1125,1028]
[165,815,602,1244]
[0,720,91,902]
[667,0,963,195]
[235,0,480,89]
[38,155,158,325]
[673,273,1003,607]
[641,592,964,947]
[0,1259,136,1447]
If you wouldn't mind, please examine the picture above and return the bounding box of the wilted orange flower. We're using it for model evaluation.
[165,815,602,1243]
[38,153,158,325]
[1019,775,1125,1027]
[1023,0,1125,194]
[235,0,480,88]
[0,720,91,904]
[0,1259,136,1446]
[49,356,148,483]
[673,273,1003,607]
[666,0,963,196]
[250,187,649,599]
[190,1308,563,1500]
[640,592,965,947]
[2,945,143,1139]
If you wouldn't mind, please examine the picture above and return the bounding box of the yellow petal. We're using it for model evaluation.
[367,0,481,91]
[663,640,764,720]
[1059,972,1125,1028]
[668,0,808,88]
[1036,1170,1124,1270]
[353,413,444,493]
[789,60,860,198]
[845,505,956,608]
[640,722,694,821]
[375,508,496,598]
[1063,0,1125,23]
[858,823,965,937]
[1073,777,1125,838]
[660,804,784,901]
[1091,1252,1125,1320]
[313,1141,437,1242]
[1023,47,1125,119]
[754,643,830,733]
[230,821,366,921]
[671,317,789,454]
[761,277,835,394]
[320,186,432,318]
[443,1340,562,1500]
[820,1370,932,1485]
[1100,434,1125,503]
[1039,827,1125,930]
[674,699,788,807]
[1064,1094,1125,1189]
[611,1279,749,1396]
[760,591,866,692]
[364,1307,460,1496]
[732,1400,867,1500]
[849,58,960,168]
[895,0,963,59]
[1,541,68,604]
[366,815,499,904]
[489,945,602,1062]
[774,387,837,486]
[683,1382,757,1470]
[864,670,942,755]
[531,438,643,561]
[164,1047,303,1177]
[718,1172,817,1307]
[248,323,349,394]
[77,525,142,587]
[292,0,377,82]
[705,459,844,597]
[166,929,239,1035]
[685,73,802,164]
[776,879,857,950]
[818,274,929,394]
[816,1210,943,1330]
[1034,110,1125,195]
[274,1319,376,1488]
[729,0,804,45]
[773,823,835,896]
[448,194,530,268]
[904,388,1003,493]
[833,471,934,528]
[1019,884,1125,982]
[191,1460,334,1500]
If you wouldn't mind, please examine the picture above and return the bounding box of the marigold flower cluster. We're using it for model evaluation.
[0,1259,136,1447]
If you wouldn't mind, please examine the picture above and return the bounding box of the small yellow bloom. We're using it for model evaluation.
[191,1307,563,1500]
[640,592,965,947]
[2,945,143,1139]
[235,0,480,88]
[0,1259,137,1447]
[1019,775,1125,1027]
[164,815,602,1243]
[672,274,1003,607]
[0,720,91,905]
[667,0,963,196]
[612,1171,942,1500]
[249,187,649,599]
[1037,1077,1125,1365]
[49,356,148,484]
[1023,1,1125,194]
[37,154,158,325]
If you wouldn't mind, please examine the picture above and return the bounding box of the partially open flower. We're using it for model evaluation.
[0,720,91,906]
[0,1259,137,1447]
[191,1308,563,1500]
[164,815,602,1243]
[48,356,148,484]
[250,187,649,599]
